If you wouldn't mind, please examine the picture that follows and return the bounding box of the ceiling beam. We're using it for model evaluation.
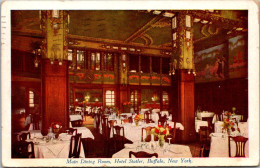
[124,11,165,43]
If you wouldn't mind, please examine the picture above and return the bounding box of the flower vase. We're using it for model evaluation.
[135,121,139,126]
[158,135,165,148]
[53,128,60,138]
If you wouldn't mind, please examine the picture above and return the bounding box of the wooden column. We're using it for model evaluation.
[171,12,196,142]
[41,60,69,134]
[172,69,195,142]
[40,10,69,134]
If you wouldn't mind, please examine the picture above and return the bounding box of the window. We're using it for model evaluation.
[129,54,139,72]
[77,50,85,69]
[152,57,160,74]
[162,58,170,74]
[29,90,34,107]
[90,52,101,70]
[162,91,169,110]
[105,90,115,106]
[130,90,139,110]
[141,56,150,73]
[103,53,114,71]
[68,49,73,61]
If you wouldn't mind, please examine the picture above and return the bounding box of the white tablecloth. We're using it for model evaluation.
[197,112,215,120]
[112,142,192,158]
[33,137,85,158]
[167,121,184,130]
[73,127,95,139]
[214,121,223,133]
[214,122,248,135]
[113,122,158,142]
[195,120,208,132]
[209,133,248,157]
[70,115,83,121]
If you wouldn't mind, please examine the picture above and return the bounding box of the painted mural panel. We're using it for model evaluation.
[195,44,226,83]
[103,73,115,84]
[128,73,139,85]
[161,76,171,86]
[228,35,247,78]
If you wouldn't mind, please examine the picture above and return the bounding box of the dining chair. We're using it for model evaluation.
[202,117,214,133]
[71,119,83,127]
[81,138,97,158]
[95,113,101,131]
[165,122,179,144]
[199,126,210,157]
[19,132,31,141]
[121,119,130,124]
[68,128,77,135]
[69,133,82,158]
[102,117,110,139]
[128,116,133,123]
[143,111,152,123]
[228,136,248,157]
[112,126,125,152]
[158,118,168,127]
[129,151,158,158]
[12,141,35,158]
[141,126,155,142]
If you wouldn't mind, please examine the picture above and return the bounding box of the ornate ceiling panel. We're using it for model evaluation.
[11,10,247,48]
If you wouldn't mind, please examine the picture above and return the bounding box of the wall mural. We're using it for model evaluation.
[195,44,226,83]
[228,35,247,79]
[195,35,247,83]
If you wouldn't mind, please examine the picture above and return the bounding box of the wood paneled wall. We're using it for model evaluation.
[195,78,248,119]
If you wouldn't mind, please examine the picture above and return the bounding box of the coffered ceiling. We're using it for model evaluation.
[11,10,247,49]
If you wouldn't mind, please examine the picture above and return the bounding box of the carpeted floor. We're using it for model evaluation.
[82,116,202,158]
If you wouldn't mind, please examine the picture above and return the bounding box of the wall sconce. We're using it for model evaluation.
[33,48,41,68]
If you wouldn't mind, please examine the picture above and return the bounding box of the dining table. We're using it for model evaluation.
[195,119,208,133]
[197,111,215,120]
[30,133,85,158]
[209,132,249,157]
[111,121,184,142]
[112,142,192,158]
[73,127,95,139]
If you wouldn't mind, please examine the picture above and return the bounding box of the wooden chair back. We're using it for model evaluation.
[113,125,125,152]
[12,141,35,158]
[202,117,214,133]
[69,133,82,158]
[68,128,77,135]
[129,151,158,158]
[71,120,83,127]
[19,132,31,141]
[141,126,154,142]
[143,111,152,123]
[228,136,248,157]
[121,119,130,124]
[158,118,167,127]
[81,138,96,158]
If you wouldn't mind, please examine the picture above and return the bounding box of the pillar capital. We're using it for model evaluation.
[171,12,195,72]
[40,10,69,62]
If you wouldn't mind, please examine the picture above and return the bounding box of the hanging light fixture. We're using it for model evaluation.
[33,48,41,68]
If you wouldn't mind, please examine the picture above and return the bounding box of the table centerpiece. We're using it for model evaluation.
[151,125,171,148]
[134,114,143,126]
[222,111,235,135]
[51,122,62,138]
